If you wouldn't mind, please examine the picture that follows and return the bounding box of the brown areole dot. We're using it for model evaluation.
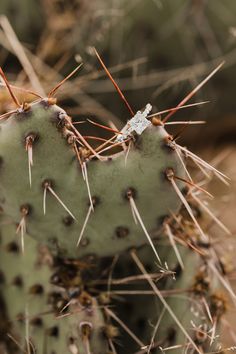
[164,167,175,181]
[0,270,5,284]
[12,275,24,288]
[6,241,20,253]
[79,291,93,308]
[167,327,177,345]
[22,102,31,112]
[115,226,130,239]
[47,97,57,106]
[81,238,90,247]
[30,317,43,327]
[20,204,31,216]
[124,187,137,200]
[42,179,53,189]
[89,196,100,208]
[47,326,59,337]
[62,215,74,226]
[24,132,38,155]
[80,321,92,340]
[16,312,24,323]
[151,117,163,126]
[29,284,44,295]
[157,215,170,226]
[195,326,208,344]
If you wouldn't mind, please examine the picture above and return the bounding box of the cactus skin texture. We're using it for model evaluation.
[0,99,184,259]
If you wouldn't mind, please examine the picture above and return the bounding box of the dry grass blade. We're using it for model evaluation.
[0,15,45,96]
[0,82,42,98]
[0,67,21,107]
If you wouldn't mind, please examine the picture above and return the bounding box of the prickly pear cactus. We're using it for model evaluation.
[0,64,231,354]
[0,215,110,353]
[110,216,226,354]
[0,99,185,259]
[0,213,226,354]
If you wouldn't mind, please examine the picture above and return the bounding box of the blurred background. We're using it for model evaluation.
[0,0,235,345]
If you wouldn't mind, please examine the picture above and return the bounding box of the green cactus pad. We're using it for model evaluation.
[0,100,185,259]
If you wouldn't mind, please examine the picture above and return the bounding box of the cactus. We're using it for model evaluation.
[0,213,226,354]
[0,62,231,353]
[109,216,226,354]
[0,99,185,259]
[0,214,111,353]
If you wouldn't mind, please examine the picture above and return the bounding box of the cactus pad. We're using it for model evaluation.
[0,99,184,259]
[0,215,110,353]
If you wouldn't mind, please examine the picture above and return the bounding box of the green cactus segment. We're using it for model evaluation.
[0,100,184,259]
[0,218,109,353]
